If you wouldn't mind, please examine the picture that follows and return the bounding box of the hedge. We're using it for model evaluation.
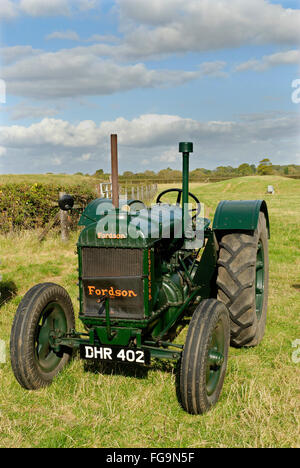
[0,183,96,232]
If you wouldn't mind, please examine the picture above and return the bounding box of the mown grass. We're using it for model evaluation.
[0,175,299,448]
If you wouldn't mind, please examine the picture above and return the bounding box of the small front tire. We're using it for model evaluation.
[10,283,75,390]
[179,299,230,415]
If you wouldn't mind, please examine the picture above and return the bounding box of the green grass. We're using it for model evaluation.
[0,175,299,448]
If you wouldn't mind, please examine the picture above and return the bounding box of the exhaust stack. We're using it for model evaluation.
[111,134,119,208]
[179,142,193,234]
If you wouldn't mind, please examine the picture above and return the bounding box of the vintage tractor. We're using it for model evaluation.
[10,140,269,414]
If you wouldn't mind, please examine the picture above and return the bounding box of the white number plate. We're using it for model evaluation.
[80,345,150,365]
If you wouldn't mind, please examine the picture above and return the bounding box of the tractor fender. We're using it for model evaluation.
[212,200,270,238]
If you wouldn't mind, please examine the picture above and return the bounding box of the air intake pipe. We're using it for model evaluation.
[179,142,193,236]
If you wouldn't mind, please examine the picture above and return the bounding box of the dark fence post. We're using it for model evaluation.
[59,191,69,242]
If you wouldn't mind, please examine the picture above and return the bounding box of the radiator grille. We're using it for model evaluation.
[81,247,143,278]
[81,247,145,319]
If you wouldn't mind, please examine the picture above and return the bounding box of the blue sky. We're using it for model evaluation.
[0,0,299,174]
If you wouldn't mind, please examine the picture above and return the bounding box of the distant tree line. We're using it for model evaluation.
[74,159,300,181]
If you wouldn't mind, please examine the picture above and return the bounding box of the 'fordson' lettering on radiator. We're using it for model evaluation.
[97,232,127,239]
[88,285,138,298]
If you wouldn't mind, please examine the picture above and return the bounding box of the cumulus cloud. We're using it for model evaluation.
[0,0,99,20]
[0,147,7,157]
[1,113,298,150]
[0,112,299,173]
[235,49,300,72]
[0,46,42,65]
[0,0,18,20]
[113,0,300,60]
[19,0,71,17]
[45,30,81,41]
[7,103,61,121]
[1,46,225,99]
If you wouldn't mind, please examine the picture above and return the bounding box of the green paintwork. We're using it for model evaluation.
[78,205,184,249]
[35,302,67,373]
[213,200,270,237]
[180,142,193,236]
[206,318,225,396]
[50,141,270,365]
[255,240,265,320]
[78,198,146,228]
[95,327,140,346]
[179,142,193,153]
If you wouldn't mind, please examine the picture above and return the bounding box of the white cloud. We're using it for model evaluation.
[0,112,299,173]
[114,0,300,60]
[8,103,60,121]
[0,112,298,150]
[236,49,300,72]
[0,0,99,20]
[0,46,42,65]
[81,152,91,160]
[0,147,7,157]
[19,0,71,17]
[52,156,62,166]
[78,0,97,11]
[2,47,224,99]
[0,0,18,19]
[46,30,80,41]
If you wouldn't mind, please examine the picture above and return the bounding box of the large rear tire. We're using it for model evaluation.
[179,299,230,415]
[10,283,75,390]
[216,212,269,348]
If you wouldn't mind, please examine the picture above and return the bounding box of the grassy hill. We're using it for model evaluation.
[0,175,299,447]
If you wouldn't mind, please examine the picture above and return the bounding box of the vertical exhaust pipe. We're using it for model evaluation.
[179,142,193,235]
[111,134,119,208]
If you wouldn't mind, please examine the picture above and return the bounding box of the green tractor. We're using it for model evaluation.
[10,142,269,414]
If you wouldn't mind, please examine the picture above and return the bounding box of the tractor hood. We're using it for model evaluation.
[78,199,184,248]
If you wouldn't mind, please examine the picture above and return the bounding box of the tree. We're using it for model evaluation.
[257,158,273,175]
[122,171,134,178]
[93,169,104,178]
[190,168,205,180]
[237,163,253,176]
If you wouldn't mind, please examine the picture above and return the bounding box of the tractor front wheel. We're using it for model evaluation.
[10,283,75,390]
[179,299,230,415]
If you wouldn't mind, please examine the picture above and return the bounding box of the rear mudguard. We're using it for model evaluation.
[212,200,270,238]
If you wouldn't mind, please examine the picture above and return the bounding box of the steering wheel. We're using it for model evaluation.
[156,188,201,220]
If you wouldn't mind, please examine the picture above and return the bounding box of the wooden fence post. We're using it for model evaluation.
[59,191,69,242]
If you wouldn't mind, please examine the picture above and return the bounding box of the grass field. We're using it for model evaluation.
[0,175,299,448]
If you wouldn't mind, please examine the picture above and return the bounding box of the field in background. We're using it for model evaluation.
[0,175,299,448]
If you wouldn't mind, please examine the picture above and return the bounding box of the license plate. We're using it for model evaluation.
[80,344,150,365]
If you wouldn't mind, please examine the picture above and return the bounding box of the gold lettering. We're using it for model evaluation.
[128,290,137,298]
[87,285,137,298]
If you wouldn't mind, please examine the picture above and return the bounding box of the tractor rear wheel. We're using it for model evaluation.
[179,299,230,415]
[10,283,75,390]
[216,212,269,348]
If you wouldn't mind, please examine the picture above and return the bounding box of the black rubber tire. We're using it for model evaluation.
[216,212,269,348]
[179,299,230,415]
[10,283,75,390]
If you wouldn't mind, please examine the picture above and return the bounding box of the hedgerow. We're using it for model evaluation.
[0,183,96,232]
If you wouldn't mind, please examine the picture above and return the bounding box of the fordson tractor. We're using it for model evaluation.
[10,141,269,414]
